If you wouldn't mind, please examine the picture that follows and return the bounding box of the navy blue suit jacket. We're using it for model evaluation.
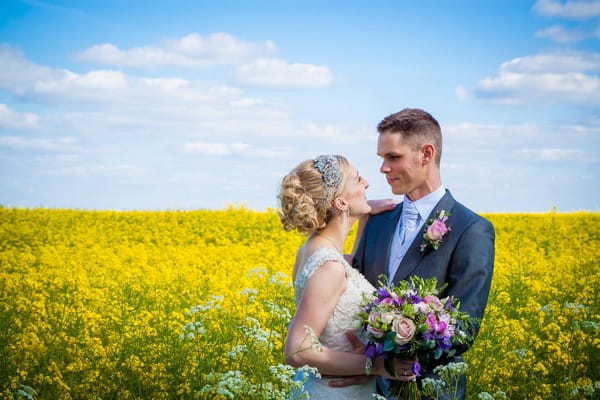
[353,190,495,399]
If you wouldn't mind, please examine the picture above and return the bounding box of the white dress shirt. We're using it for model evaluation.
[387,185,446,280]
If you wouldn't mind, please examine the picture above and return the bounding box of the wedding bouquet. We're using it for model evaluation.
[353,276,476,400]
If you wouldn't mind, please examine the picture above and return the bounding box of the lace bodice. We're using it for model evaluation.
[293,247,375,352]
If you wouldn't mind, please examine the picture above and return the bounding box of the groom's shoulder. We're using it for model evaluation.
[452,199,494,234]
[366,203,400,227]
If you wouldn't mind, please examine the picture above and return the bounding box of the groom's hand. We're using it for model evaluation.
[327,331,372,388]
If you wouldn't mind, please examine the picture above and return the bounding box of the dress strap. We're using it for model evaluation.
[293,248,346,304]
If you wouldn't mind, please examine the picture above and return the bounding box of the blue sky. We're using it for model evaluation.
[0,0,598,212]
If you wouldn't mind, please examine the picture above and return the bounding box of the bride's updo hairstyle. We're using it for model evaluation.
[278,155,350,234]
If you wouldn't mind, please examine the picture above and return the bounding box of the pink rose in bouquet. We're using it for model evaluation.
[423,295,444,311]
[366,312,384,338]
[392,316,416,345]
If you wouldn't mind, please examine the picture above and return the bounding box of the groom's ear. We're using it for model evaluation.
[421,143,435,165]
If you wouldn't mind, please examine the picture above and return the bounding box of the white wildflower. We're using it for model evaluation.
[247,266,268,278]
[227,344,248,359]
[509,348,529,360]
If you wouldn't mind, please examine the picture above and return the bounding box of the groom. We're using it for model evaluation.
[335,108,495,399]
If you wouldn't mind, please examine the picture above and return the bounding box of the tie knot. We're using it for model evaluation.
[403,201,419,220]
[402,201,419,232]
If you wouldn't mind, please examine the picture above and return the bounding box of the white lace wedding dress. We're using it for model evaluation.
[291,247,376,399]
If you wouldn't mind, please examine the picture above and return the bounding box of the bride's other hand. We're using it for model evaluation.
[328,357,416,387]
[344,330,365,354]
[326,331,371,387]
[368,198,398,215]
[327,331,416,386]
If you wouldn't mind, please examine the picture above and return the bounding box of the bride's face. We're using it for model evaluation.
[341,165,371,216]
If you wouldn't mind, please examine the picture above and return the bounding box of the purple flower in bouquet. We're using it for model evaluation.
[365,344,377,359]
[409,294,423,304]
[438,336,452,351]
[412,360,422,377]
[426,313,445,334]
[444,296,457,312]
[365,343,385,359]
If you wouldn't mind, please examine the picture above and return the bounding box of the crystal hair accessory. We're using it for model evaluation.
[313,155,343,206]
[313,155,343,190]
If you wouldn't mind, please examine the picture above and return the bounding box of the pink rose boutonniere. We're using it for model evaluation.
[420,210,451,251]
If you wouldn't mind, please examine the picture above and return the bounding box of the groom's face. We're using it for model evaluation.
[377,131,425,196]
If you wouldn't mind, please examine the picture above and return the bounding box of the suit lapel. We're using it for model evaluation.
[392,190,457,283]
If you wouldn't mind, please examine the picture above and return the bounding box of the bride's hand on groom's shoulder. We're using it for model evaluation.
[368,199,398,215]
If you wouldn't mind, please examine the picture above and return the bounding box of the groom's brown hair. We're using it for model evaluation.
[377,108,442,166]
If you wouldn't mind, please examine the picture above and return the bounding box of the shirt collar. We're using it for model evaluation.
[404,184,446,222]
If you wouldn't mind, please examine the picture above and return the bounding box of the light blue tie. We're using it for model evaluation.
[400,201,419,245]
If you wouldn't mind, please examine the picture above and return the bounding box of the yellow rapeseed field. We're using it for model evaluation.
[0,207,598,399]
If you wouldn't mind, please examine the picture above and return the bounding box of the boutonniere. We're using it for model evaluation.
[420,210,451,252]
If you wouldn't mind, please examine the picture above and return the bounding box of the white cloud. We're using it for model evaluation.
[477,72,600,105]
[183,141,231,156]
[299,122,371,143]
[0,44,58,95]
[0,136,75,150]
[497,52,600,73]
[0,104,41,130]
[0,45,295,127]
[74,33,277,68]
[444,121,599,165]
[43,164,140,177]
[535,24,587,43]
[0,45,211,104]
[473,52,600,105]
[533,0,600,19]
[183,141,292,158]
[440,121,599,212]
[446,120,599,142]
[455,85,470,101]
[517,147,590,160]
[234,58,333,88]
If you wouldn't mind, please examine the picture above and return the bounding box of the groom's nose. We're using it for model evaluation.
[380,160,390,173]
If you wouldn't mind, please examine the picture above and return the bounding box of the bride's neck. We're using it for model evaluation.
[317,215,355,249]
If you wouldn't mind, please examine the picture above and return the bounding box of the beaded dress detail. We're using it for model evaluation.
[292,247,376,399]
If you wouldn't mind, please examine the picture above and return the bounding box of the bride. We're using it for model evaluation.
[278,155,415,399]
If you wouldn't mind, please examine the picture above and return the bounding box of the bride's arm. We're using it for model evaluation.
[285,260,401,379]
